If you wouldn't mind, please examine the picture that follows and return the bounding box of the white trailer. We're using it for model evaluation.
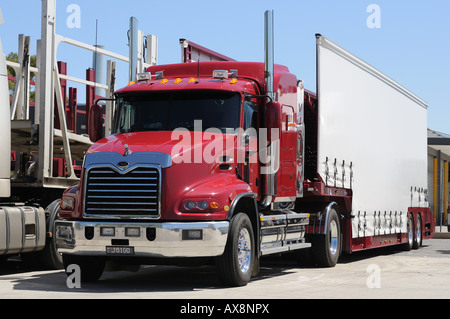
[311,34,433,252]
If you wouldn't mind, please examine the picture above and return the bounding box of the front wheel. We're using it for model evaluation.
[39,199,64,269]
[216,213,255,287]
[22,200,64,269]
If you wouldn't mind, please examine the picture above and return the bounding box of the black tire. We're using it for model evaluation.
[311,206,341,267]
[63,254,105,283]
[38,199,64,269]
[216,213,255,287]
[403,214,414,251]
[413,215,422,249]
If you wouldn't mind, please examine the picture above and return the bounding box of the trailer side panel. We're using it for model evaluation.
[316,35,428,239]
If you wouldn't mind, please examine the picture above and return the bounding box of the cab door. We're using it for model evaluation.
[241,99,260,197]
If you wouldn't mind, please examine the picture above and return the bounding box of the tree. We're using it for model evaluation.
[6,51,37,103]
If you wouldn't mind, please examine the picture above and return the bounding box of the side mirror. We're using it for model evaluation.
[265,101,281,143]
[87,104,102,142]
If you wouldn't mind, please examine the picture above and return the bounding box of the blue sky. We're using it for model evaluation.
[1,0,449,133]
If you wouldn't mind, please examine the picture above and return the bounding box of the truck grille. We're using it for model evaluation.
[84,166,160,218]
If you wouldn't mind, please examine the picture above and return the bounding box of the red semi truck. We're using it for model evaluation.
[55,12,434,286]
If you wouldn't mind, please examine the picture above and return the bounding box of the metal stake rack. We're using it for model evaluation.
[6,0,158,190]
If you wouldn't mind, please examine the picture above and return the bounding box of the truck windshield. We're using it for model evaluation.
[113,91,241,134]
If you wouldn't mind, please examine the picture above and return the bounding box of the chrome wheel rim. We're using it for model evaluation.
[416,217,421,244]
[238,228,251,273]
[329,219,339,255]
[408,217,414,246]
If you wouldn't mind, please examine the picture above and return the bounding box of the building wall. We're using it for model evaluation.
[428,146,450,227]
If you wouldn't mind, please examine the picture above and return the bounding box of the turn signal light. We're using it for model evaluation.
[210,201,220,209]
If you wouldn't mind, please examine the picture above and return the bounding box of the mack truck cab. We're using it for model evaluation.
[55,61,312,286]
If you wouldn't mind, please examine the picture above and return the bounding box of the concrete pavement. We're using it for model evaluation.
[434,225,450,239]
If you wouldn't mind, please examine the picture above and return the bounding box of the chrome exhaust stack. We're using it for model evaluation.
[261,10,277,207]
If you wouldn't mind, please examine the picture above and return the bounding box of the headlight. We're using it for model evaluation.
[184,200,196,210]
[180,199,220,213]
[60,197,75,210]
[197,200,209,210]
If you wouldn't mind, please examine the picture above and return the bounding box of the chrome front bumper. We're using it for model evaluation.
[55,220,229,258]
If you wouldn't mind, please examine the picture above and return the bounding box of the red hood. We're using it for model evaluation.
[87,131,236,162]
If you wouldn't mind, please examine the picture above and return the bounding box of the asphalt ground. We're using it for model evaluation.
[0,238,449,303]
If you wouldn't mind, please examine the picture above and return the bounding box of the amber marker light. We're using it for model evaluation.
[160,78,169,85]
[174,78,183,84]
[128,81,135,85]
[230,78,238,85]
[210,201,220,209]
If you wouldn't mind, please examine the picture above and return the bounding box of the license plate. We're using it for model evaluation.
[106,246,135,255]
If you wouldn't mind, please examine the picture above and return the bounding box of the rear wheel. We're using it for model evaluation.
[216,213,255,287]
[403,214,414,251]
[311,205,341,267]
[413,215,422,249]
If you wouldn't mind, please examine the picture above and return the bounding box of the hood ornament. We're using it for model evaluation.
[123,144,132,156]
